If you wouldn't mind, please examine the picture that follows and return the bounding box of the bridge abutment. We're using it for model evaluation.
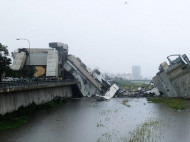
[0,84,75,115]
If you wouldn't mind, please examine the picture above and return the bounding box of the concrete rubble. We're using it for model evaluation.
[116,88,159,98]
[146,87,160,96]
[153,54,190,98]
[96,83,119,101]
[64,55,119,98]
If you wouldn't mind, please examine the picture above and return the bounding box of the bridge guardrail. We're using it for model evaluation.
[0,79,78,90]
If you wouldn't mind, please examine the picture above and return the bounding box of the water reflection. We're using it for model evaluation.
[0,98,190,142]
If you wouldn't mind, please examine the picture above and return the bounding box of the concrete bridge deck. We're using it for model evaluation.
[0,80,78,93]
[0,80,79,115]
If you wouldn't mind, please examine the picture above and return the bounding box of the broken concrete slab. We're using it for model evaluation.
[64,55,112,97]
[96,83,119,101]
[153,54,190,98]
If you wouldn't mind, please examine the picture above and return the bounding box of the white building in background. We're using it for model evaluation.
[132,65,142,80]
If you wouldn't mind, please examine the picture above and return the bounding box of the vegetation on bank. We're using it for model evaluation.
[122,99,131,107]
[0,98,67,130]
[147,97,185,110]
[0,43,11,80]
[97,119,164,142]
[122,99,128,105]
[128,119,164,142]
[115,79,148,91]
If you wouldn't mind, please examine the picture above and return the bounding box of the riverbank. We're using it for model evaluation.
[0,98,67,130]
[147,97,185,110]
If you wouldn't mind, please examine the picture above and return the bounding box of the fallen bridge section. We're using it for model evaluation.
[64,55,111,97]
[96,83,119,101]
[153,54,190,98]
[64,55,102,97]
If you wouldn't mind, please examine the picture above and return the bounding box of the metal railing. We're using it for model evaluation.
[0,79,78,90]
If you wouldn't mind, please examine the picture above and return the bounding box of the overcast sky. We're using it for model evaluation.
[1,0,190,78]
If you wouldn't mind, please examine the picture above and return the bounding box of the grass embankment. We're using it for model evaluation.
[115,79,148,91]
[147,97,185,110]
[0,99,67,130]
[128,119,164,142]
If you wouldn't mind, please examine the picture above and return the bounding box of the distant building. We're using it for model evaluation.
[132,65,142,80]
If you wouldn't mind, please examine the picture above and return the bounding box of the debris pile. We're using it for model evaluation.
[114,83,160,98]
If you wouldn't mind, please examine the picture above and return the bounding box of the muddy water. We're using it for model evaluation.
[0,98,190,142]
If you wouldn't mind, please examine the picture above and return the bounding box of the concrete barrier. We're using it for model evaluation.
[0,85,72,115]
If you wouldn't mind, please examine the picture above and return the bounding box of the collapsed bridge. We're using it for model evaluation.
[11,42,119,98]
[153,54,190,98]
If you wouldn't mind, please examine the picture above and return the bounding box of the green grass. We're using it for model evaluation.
[115,79,149,91]
[128,119,164,142]
[96,119,164,142]
[0,98,67,130]
[147,97,185,110]
[122,99,128,105]
[0,116,28,130]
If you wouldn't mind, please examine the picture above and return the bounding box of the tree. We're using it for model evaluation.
[19,66,37,78]
[0,43,11,80]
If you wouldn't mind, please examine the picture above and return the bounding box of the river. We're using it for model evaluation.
[0,98,190,142]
